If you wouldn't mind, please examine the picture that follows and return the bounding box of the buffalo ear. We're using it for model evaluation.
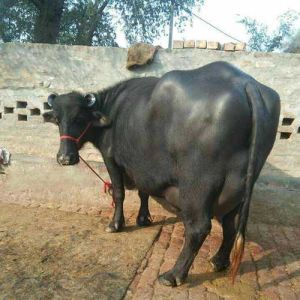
[43,111,56,124]
[92,111,111,127]
[47,93,57,107]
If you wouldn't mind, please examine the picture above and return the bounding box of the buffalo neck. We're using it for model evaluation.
[95,80,130,116]
[89,81,129,155]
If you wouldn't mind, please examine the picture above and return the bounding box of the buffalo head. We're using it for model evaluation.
[43,92,111,165]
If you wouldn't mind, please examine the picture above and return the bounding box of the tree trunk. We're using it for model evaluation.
[75,0,109,46]
[32,0,64,44]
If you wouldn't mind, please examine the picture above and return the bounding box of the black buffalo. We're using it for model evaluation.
[43,61,280,286]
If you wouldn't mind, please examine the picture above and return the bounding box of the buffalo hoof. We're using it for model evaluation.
[209,256,230,272]
[158,272,184,287]
[136,215,152,227]
[105,220,124,233]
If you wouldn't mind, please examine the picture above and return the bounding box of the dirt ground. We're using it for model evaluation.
[0,203,163,300]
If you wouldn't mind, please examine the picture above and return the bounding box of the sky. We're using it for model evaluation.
[116,0,300,48]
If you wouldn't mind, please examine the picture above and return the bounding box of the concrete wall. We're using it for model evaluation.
[0,43,299,180]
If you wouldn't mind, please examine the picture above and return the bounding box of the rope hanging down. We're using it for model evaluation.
[79,155,115,206]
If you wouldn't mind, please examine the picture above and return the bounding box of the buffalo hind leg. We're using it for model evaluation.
[136,191,152,227]
[210,205,240,272]
[159,214,212,286]
[158,180,220,286]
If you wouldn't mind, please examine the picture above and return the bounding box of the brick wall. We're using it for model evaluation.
[0,43,299,180]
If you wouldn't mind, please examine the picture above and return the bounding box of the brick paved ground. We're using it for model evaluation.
[125,218,300,300]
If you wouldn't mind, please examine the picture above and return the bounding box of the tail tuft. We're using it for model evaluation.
[229,232,245,283]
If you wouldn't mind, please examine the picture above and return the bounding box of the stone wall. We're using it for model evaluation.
[0,43,299,180]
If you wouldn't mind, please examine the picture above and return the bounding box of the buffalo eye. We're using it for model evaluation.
[84,93,97,107]
[47,93,57,107]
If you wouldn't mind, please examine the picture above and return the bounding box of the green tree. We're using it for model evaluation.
[0,0,36,42]
[59,0,117,46]
[0,0,203,46]
[114,0,203,45]
[239,10,299,52]
[285,30,300,53]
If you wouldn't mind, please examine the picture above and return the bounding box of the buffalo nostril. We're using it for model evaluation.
[61,155,71,165]
[57,154,64,163]
[57,154,78,165]
[63,158,70,165]
[57,154,70,165]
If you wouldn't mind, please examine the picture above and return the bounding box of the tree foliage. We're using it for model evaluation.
[114,0,202,45]
[59,0,117,46]
[0,0,36,42]
[285,30,300,53]
[239,10,299,52]
[0,0,203,46]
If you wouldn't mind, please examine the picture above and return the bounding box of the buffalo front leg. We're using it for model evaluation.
[103,158,125,233]
[136,191,152,227]
[106,187,125,233]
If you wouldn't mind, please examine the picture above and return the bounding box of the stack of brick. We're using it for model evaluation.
[173,40,246,51]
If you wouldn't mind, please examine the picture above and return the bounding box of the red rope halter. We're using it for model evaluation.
[59,121,114,206]
[60,122,92,144]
